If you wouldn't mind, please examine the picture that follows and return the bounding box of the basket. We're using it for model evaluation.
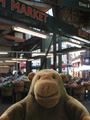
[84,84,90,90]
[74,87,85,94]
[14,85,24,93]
[1,88,13,96]
[24,81,31,88]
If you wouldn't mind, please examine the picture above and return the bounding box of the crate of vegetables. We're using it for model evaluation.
[13,80,24,93]
[84,82,90,90]
[1,82,13,96]
[73,85,85,94]
[22,76,31,89]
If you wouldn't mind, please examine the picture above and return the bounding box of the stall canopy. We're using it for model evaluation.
[51,64,78,68]
[20,63,78,69]
[20,62,26,69]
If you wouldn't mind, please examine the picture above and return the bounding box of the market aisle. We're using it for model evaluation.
[82,100,90,113]
[0,96,13,115]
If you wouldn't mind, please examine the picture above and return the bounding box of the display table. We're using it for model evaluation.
[64,84,85,101]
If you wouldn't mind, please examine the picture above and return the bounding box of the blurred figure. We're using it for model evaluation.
[28,72,35,81]
[60,73,69,83]
[7,69,13,76]
[18,69,22,76]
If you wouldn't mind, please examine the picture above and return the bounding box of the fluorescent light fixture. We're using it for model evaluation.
[72,58,81,63]
[0,52,8,54]
[32,53,46,56]
[28,59,34,61]
[5,60,17,62]
[70,38,81,44]
[46,55,53,58]
[65,42,82,48]
[75,65,90,71]
[69,50,86,54]
[0,65,9,67]
[12,58,27,61]
[32,53,53,57]
[72,36,90,43]
[12,26,49,39]
[17,61,21,63]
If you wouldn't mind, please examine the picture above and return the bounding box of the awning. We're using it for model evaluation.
[20,62,26,69]
[20,62,78,69]
[51,64,78,68]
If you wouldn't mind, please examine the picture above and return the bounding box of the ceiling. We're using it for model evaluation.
[0,1,51,51]
[0,0,90,65]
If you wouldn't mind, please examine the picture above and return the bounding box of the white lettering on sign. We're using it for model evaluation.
[79,2,90,8]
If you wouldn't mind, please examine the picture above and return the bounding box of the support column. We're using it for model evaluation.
[41,37,52,69]
[24,53,32,75]
[53,32,57,70]
[26,61,32,75]
[16,52,18,71]
[58,38,62,73]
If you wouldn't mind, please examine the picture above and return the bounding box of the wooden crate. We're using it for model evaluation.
[74,87,85,94]
[1,89,13,96]
[84,84,90,90]
[24,81,31,89]
[14,85,24,93]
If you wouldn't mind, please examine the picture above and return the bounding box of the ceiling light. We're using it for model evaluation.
[70,38,81,44]
[5,60,17,62]
[32,53,46,57]
[17,61,21,63]
[72,36,90,43]
[72,58,81,63]
[46,55,53,58]
[69,50,86,54]
[65,42,82,48]
[12,26,50,39]
[0,65,9,67]
[32,53,53,56]
[12,58,27,61]
[0,52,8,54]
[75,65,90,71]
[28,59,34,61]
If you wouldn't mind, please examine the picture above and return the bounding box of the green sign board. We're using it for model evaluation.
[0,0,50,24]
[62,0,90,11]
[0,0,90,42]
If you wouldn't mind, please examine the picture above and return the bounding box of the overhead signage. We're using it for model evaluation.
[62,0,90,11]
[0,0,49,24]
[0,0,90,42]
[78,29,90,39]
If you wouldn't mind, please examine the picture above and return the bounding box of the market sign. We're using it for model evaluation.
[62,0,90,11]
[0,0,49,24]
[0,0,90,42]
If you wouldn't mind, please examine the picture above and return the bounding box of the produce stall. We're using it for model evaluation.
[0,75,31,103]
[64,77,86,101]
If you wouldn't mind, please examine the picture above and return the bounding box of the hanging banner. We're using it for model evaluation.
[62,0,90,11]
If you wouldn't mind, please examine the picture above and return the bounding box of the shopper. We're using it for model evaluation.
[18,69,22,76]
[7,69,13,76]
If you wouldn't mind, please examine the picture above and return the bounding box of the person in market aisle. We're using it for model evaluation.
[28,72,35,82]
[18,69,22,76]
[60,73,69,83]
[7,69,13,76]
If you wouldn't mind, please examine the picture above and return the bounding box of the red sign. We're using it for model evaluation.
[0,0,48,24]
[78,29,89,39]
